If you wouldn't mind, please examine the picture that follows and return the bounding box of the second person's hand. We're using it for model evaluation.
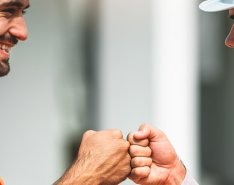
[128,124,186,185]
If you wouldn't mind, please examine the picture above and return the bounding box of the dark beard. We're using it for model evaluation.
[0,34,18,45]
[0,33,16,77]
[0,59,10,77]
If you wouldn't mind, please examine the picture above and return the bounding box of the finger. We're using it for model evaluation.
[127,133,149,147]
[131,157,152,168]
[133,124,151,140]
[129,145,151,158]
[130,166,150,179]
[134,124,166,142]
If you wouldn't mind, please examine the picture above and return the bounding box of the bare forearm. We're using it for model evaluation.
[54,174,99,185]
[53,160,101,185]
[54,129,131,185]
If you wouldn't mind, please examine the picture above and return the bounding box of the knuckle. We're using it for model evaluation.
[129,145,137,156]
[83,130,95,138]
[127,133,134,143]
[124,140,130,149]
[146,146,152,156]
[147,157,153,165]
[112,129,123,138]
[140,139,149,146]
[117,141,129,153]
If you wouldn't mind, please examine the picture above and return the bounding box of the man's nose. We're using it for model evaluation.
[225,24,234,48]
[9,16,28,41]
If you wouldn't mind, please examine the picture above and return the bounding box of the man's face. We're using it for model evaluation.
[0,0,29,77]
[225,8,234,48]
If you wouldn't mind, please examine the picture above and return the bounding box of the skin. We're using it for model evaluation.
[0,2,29,184]
[0,177,3,185]
[0,1,132,184]
[0,1,188,185]
[0,0,29,77]
[54,129,131,185]
[125,7,234,185]
[0,2,132,183]
[225,8,234,48]
[2,1,234,184]
[128,124,186,185]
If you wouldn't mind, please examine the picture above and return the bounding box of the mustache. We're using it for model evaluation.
[0,34,18,45]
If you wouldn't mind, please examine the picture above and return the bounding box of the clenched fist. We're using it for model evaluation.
[55,129,131,185]
[128,124,186,185]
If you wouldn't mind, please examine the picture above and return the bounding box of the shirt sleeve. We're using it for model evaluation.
[181,171,199,185]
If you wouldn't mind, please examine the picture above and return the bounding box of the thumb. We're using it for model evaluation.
[134,124,166,142]
[133,124,151,140]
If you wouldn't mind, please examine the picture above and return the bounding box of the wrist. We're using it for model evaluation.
[164,160,186,185]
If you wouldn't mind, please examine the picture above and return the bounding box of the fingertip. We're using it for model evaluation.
[134,125,150,140]
[131,166,151,179]
[131,157,153,168]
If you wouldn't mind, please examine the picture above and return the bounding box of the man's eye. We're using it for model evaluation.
[22,10,27,15]
[0,8,27,17]
[2,8,16,14]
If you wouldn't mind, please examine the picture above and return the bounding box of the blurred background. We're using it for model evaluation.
[0,0,233,184]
